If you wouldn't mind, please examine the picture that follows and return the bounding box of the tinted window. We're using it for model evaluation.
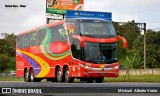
[37,29,47,45]
[30,31,38,46]
[18,35,24,48]
[24,33,30,48]
[50,24,67,43]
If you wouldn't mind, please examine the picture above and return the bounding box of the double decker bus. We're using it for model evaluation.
[16,10,127,83]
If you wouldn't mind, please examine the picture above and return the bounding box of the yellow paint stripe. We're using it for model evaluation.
[100,65,106,68]
[16,50,50,77]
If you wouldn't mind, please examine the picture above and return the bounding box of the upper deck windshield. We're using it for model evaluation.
[80,20,116,38]
[65,19,116,38]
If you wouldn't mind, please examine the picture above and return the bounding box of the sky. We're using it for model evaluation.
[0,0,160,38]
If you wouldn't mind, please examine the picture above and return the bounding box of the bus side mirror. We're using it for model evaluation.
[117,36,127,49]
[72,35,85,48]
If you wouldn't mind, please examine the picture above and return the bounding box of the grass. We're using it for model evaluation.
[0,77,23,81]
[104,75,160,83]
[0,75,160,82]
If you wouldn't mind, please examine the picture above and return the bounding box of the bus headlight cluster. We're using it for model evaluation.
[79,63,92,69]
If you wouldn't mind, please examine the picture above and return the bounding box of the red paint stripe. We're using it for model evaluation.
[82,36,117,43]
[72,35,117,44]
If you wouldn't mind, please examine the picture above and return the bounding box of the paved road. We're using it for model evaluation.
[0,81,160,87]
[0,82,160,96]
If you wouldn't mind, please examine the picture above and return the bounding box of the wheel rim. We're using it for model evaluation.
[65,69,70,82]
[25,71,29,81]
[57,70,62,82]
[29,70,35,82]
[30,72,34,81]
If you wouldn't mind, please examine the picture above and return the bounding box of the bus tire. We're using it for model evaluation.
[30,69,35,82]
[95,77,104,83]
[24,69,30,82]
[64,67,74,83]
[30,69,41,82]
[87,78,94,83]
[56,67,63,82]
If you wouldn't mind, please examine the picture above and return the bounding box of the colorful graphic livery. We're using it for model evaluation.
[16,10,127,83]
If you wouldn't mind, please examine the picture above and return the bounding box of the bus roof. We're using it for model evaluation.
[17,20,64,36]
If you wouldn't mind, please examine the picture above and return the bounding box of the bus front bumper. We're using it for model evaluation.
[79,64,119,77]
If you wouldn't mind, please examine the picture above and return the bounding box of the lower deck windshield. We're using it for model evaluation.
[84,42,118,64]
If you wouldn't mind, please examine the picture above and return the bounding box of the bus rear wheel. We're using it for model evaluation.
[30,69,41,82]
[64,67,74,83]
[24,69,30,82]
[56,67,63,82]
[95,77,104,83]
[87,78,94,83]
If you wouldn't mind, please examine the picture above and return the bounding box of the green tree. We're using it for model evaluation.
[133,30,160,68]
[0,39,8,54]
[0,54,11,72]
[4,33,16,56]
[0,33,16,57]
[113,20,141,49]
[0,33,16,72]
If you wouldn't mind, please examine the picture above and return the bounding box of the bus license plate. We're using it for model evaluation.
[100,73,106,76]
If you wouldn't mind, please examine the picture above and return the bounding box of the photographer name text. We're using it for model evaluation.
[5,4,26,8]
[118,88,158,93]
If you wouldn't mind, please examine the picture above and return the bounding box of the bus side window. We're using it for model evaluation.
[50,26,58,42]
[50,24,67,43]
[17,37,20,48]
[57,24,67,43]
[18,35,24,49]
[71,39,82,60]
[30,31,38,46]
[37,29,47,45]
[24,33,30,48]
[69,22,79,35]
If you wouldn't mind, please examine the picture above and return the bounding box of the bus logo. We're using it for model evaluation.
[74,12,79,16]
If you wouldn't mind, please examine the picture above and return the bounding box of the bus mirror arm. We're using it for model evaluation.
[72,35,85,47]
[117,36,127,49]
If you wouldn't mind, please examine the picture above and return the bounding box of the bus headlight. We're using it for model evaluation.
[114,66,119,69]
[79,63,92,69]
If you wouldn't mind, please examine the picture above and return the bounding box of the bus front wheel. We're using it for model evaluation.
[87,78,94,83]
[95,77,104,83]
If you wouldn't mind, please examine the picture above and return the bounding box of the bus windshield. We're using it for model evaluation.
[84,42,118,64]
[79,20,116,38]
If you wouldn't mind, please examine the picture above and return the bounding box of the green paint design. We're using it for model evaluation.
[30,31,38,46]
[38,26,71,60]
[31,31,38,41]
